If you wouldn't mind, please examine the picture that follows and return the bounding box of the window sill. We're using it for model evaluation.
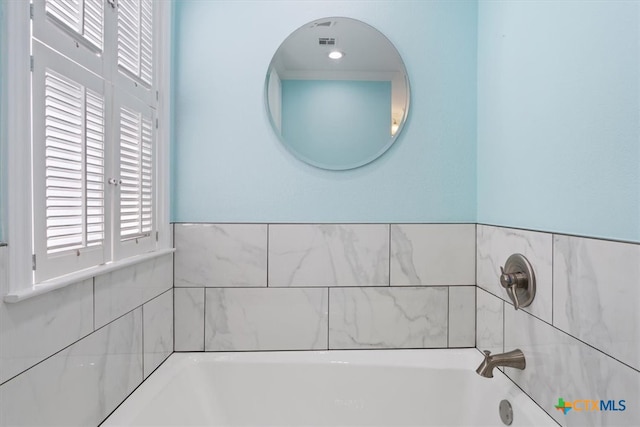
[3,247,175,303]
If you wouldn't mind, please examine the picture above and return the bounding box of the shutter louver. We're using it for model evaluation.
[117,0,153,87]
[45,0,103,52]
[119,106,153,241]
[44,70,105,255]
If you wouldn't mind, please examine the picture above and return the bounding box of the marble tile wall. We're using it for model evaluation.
[476,225,640,426]
[0,246,174,426]
[174,223,477,351]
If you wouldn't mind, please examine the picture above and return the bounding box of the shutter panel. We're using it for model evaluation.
[119,106,152,240]
[32,41,107,282]
[113,90,156,260]
[117,0,153,87]
[45,0,103,51]
[32,0,105,76]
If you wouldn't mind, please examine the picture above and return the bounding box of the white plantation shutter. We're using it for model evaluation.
[27,0,163,284]
[117,0,153,87]
[114,90,156,259]
[44,74,105,254]
[32,0,106,76]
[32,41,107,282]
[45,0,104,51]
[119,106,153,240]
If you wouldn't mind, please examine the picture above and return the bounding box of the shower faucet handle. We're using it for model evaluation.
[499,254,536,311]
[500,267,522,309]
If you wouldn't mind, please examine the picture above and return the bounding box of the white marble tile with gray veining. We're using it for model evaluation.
[94,254,173,329]
[143,289,173,378]
[554,235,640,371]
[329,287,448,349]
[391,224,476,286]
[174,223,267,288]
[174,287,205,351]
[0,308,143,426]
[205,288,328,351]
[476,288,504,356]
[477,225,553,323]
[449,286,475,347]
[269,224,389,287]
[504,308,640,427]
[0,278,94,384]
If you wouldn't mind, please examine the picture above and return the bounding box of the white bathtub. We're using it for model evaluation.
[103,349,556,426]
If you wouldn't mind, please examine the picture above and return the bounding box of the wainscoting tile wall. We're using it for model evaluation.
[0,278,94,384]
[268,224,389,287]
[391,224,476,286]
[174,287,205,351]
[94,254,173,328]
[175,223,267,288]
[205,287,328,351]
[553,235,639,371]
[476,225,640,427]
[0,246,174,426]
[174,223,477,352]
[328,287,448,349]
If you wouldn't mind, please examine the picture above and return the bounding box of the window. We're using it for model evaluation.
[1,0,171,299]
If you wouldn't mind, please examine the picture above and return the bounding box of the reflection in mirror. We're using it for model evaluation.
[265,17,410,170]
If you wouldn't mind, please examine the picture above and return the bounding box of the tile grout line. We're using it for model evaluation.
[203,287,207,352]
[172,224,176,353]
[551,233,554,327]
[474,223,478,349]
[141,304,145,379]
[327,287,331,350]
[388,224,391,287]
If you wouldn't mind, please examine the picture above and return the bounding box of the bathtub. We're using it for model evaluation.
[103,349,556,426]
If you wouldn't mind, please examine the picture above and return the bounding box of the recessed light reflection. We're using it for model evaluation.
[328,51,344,60]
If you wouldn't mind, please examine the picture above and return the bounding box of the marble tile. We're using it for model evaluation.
[0,279,93,384]
[94,254,173,328]
[448,286,475,347]
[329,287,448,349]
[174,287,205,351]
[554,236,640,371]
[504,308,640,427]
[269,224,389,287]
[476,288,504,356]
[477,225,553,323]
[0,309,143,426]
[205,288,328,351]
[143,289,173,378]
[391,224,475,286]
[174,223,267,287]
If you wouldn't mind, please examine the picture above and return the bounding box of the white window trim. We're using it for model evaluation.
[2,0,172,303]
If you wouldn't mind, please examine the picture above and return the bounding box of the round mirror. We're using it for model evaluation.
[265,17,410,170]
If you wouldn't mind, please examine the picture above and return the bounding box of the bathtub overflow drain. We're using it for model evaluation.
[499,399,513,425]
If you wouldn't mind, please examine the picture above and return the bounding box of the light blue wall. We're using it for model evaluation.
[172,0,478,223]
[477,0,640,243]
[281,80,391,169]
